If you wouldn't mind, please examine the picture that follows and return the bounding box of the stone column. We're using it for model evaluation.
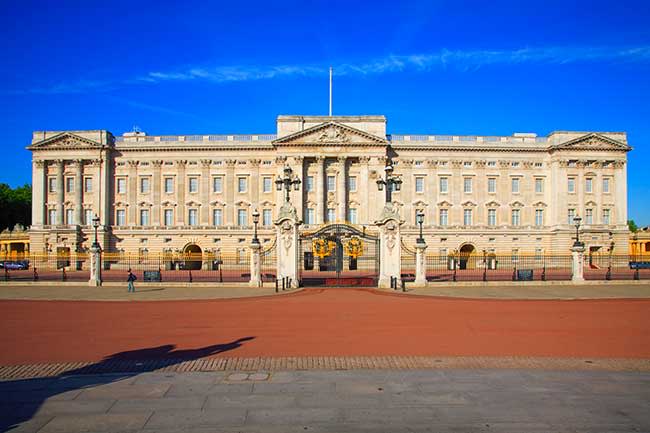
[414,241,428,287]
[88,243,102,286]
[571,243,585,283]
[249,242,262,287]
[225,159,236,226]
[376,205,404,289]
[337,156,346,222]
[127,161,138,225]
[275,203,301,288]
[74,159,84,225]
[614,160,627,225]
[152,160,163,226]
[32,160,46,226]
[200,159,211,225]
[176,160,187,225]
[55,160,64,225]
[316,156,326,224]
[359,157,370,224]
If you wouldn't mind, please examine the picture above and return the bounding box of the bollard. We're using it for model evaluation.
[3,267,8,282]
[512,267,516,282]
[482,268,487,282]
[634,268,640,280]
[62,267,67,282]
[33,267,39,282]
[282,277,286,291]
[275,279,279,293]
[402,279,406,292]
[189,269,193,283]
[541,266,546,282]
[605,267,612,281]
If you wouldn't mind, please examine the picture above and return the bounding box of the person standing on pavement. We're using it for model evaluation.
[127,268,137,292]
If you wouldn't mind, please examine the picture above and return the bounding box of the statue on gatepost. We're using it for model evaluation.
[88,215,102,286]
[274,166,302,289]
[571,215,585,283]
[375,159,404,289]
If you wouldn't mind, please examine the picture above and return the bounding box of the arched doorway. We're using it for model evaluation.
[458,244,475,270]
[182,244,202,270]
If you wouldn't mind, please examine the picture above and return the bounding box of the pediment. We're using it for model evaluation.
[461,200,477,207]
[437,200,452,207]
[161,200,177,207]
[259,200,275,207]
[533,201,547,208]
[186,200,202,206]
[551,133,630,152]
[412,200,428,207]
[485,200,501,208]
[234,200,251,207]
[273,122,387,146]
[28,132,106,150]
[510,201,525,208]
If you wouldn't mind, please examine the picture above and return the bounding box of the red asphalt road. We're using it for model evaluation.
[1,288,649,365]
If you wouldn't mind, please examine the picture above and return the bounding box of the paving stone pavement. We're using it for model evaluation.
[1,369,649,432]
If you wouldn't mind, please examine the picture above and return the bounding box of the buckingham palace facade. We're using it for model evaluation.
[27,114,631,261]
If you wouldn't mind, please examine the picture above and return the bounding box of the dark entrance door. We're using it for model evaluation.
[299,224,379,287]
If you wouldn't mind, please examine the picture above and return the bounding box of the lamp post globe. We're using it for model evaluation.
[416,211,425,244]
[92,215,100,249]
[251,209,260,245]
[573,215,583,247]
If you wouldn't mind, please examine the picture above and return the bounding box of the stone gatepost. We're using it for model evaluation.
[249,242,262,287]
[275,203,301,289]
[571,244,585,283]
[414,241,428,287]
[376,204,404,289]
[88,244,102,286]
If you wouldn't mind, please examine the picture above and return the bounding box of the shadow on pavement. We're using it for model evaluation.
[0,337,255,432]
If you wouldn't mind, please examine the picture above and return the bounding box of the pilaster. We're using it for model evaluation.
[152,160,163,226]
[73,159,84,225]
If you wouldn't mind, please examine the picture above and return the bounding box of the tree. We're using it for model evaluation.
[628,219,638,233]
[0,183,31,231]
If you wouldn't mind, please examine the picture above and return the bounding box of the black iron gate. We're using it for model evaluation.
[299,224,379,287]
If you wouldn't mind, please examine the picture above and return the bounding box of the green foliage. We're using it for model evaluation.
[0,183,31,231]
[628,219,638,233]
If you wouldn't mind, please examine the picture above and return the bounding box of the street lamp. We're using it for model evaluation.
[573,215,583,247]
[251,209,260,245]
[482,248,487,282]
[606,240,615,280]
[376,159,402,204]
[275,166,301,203]
[416,211,425,244]
[92,214,100,249]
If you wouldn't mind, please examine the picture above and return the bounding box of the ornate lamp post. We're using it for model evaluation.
[416,211,425,244]
[482,248,487,282]
[275,166,301,203]
[251,209,260,245]
[606,240,615,281]
[573,215,583,247]
[92,214,100,249]
[376,159,402,204]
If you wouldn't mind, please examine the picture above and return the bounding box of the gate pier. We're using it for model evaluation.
[376,205,404,289]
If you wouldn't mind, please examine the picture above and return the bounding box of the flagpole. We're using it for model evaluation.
[329,66,332,117]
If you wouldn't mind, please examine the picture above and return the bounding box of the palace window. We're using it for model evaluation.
[48,177,56,193]
[237,209,247,226]
[237,177,247,193]
[164,177,174,193]
[140,209,149,226]
[65,177,74,193]
[263,177,272,193]
[327,175,336,191]
[487,161,496,167]
[348,176,357,192]
[116,178,126,194]
[463,209,473,226]
[511,162,520,168]
[585,208,593,225]
[567,208,576,224]
[463,161,472,168]
[348,208,357,224]
[585,178,593,193]
[535,209,544,226]
[116,209,126,226]
[326,208,335,222]
[65,209,74,225]
[463,177,472,193]
[84,177,92,193]
[48,209,57,225]
[306,176,314,192]
[488,209,496,226]
[439,209,448,226]
[84,209,93,225]
[188,209,198,226]
[189,177,199,193]
[511,209,521,226]
[140,177,150,194]
[535,178,544,193]
[306,208,315,225]
[602,209,610,225]
[511,178,520,193]
[439,177,448,194]
[212,177,222,193]
[212,209,222,226]
[487,178,496,193]
[413,177,424,193]
[603,178,610,193]
[567,177,576,193]
[164,209,174,226]
[263,209,272,226]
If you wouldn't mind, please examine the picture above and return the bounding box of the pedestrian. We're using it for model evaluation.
[127,268,137,292]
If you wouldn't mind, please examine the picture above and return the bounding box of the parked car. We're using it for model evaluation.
[2,261,29,270]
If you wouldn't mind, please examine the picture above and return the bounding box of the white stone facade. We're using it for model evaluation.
[27,115,631,260]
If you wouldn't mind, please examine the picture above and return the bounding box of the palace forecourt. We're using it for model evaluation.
[23,114,635,286]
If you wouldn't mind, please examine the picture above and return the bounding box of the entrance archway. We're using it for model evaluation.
[182,244,202,270]
[458,244,476,270]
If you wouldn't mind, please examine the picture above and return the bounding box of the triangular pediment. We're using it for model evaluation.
[273,122,387,146]
[28,132,106,150]
[551,133,630,152]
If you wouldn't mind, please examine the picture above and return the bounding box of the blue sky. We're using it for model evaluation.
[2,0,649,224]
